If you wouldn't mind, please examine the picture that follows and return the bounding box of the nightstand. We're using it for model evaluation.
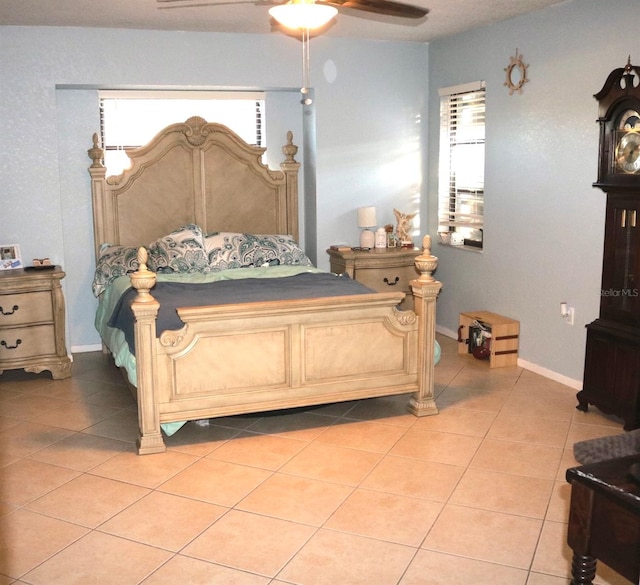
[0,267,72,379]
[327,247,421,310]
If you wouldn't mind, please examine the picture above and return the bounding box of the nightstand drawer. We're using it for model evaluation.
[355,265,417,293]
[0,292,53,326]
[0,324,56,361]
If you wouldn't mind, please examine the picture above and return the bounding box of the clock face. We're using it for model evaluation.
[616,131,640,174]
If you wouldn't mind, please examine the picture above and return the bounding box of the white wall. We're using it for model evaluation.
[426,0,638,385]
[0,27,428,349]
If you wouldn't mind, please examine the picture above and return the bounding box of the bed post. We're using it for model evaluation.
[408,235,442,416]
[129,248,166,454]
[280,131,301,243]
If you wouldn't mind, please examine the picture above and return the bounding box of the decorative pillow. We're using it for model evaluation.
[147,224,209,274]
[204,232,313,271]
[92,244,140,297]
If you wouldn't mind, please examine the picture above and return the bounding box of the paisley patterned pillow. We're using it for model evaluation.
[204,232,313,271]
[92,244,140,297]
[147,224,209,274]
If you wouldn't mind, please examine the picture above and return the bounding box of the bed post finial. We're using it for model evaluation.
[88,133,104,168]
[282,131,298,163]
[130,247,157,303]
[414,235,438,283]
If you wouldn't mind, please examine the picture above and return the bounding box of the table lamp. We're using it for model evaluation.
[357,206,377,248]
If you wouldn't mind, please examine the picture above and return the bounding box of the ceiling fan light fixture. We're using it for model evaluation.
[269,1,338,30]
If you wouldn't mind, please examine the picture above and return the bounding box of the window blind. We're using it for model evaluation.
[438,81,485,242]
[98,90,264,176]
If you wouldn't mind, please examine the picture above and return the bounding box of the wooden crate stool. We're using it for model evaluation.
[458,311,519,368]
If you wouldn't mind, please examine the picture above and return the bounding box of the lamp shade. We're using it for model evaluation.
[357,206,377,228]
[269,2,338,30]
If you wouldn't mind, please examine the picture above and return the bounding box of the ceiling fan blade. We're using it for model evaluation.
[321,0,426,19]
[157,0,271,8]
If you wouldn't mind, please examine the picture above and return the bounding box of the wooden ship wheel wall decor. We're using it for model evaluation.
[577,57,640,430]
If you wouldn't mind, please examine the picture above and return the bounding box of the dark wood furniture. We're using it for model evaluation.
[566,454,640,584]
[0,266,72,379]
[577,60,640,430]
[327,247,421,310]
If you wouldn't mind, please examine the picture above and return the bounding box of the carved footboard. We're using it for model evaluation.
[130,240,441,454]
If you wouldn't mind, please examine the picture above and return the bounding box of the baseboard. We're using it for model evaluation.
[435,325,582,390]
[71,344,103,353]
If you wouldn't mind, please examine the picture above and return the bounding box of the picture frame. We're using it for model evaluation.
[0,244,23,270]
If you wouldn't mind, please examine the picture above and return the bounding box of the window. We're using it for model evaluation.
[99,90,264,175]
[438,81,485,249]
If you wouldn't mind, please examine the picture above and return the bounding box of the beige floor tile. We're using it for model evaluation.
[324,487,442,546]
[423,504,542,569]
[81,383,137,409]
[565,422,623,447]
[400,549,529,585]
[411,405,496,436]
[0,509,88,579]
[501,387,578,422]
[237,472,352,526]
[280,442,383,486]
[183,509,315,577]
[558,447,580,479]
[140,554,270,584]
[360,455,464,502]
[546,480,571,522]
[487,413,570,447]
[30,400,124,432]
[450,468,554,518]
[530,520,572,578]
[3,346,631,584]
[0,421,74,459]
[82,408,141,443]
[100,490,226,551]
[164,420,241,457]
[0,414,20,432]
[470,438,564,479]
[278,528,416,585]
[207,430,307,469]
[244,411,336,441]
[526,573,571,584]
[0,393,68,420]
[572,406,625,428]
[390,427,482,466]
[436,386,512,412]
[315,419,408,453]
[26,473,149,527]
[158,457,271,506]
[22,530,171,585]
[2,458,80,507]
[26,432,129,471]
[343,393,419,426]
[90,448,198,488]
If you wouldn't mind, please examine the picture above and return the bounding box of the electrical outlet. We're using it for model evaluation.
[566,307,575,326]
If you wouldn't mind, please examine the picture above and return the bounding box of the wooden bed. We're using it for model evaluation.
[88,116,442,454]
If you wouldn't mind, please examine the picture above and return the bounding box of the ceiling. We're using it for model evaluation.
[0,0,569,42]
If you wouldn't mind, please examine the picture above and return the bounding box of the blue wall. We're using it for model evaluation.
[427,0,638,384]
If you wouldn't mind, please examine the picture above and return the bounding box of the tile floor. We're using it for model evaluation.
[0,335,632,585]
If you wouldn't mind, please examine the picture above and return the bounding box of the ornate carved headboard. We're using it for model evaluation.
[88,116,300,257]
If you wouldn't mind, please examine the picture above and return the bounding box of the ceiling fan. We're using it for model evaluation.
[157,0,428,104]
[156,0,429,24]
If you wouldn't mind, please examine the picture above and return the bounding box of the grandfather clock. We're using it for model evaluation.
[577,58,640,430]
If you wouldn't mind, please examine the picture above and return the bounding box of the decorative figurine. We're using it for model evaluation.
[393,208,416,247]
